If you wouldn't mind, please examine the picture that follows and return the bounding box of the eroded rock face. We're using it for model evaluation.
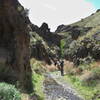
[31,40,51,65]
[0,0,33,92]
[30,23,63,64]
[55,24,92,40]
[31,22,63,46]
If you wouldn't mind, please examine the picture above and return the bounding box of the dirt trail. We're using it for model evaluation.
[43,71,84,100]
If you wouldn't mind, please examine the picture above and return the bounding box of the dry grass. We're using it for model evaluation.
[80,62,100,83]
[80,71,94,82]
[63,60,100,83]
[45,64,58,72]
[30,58,47,73]
[21,93,39,100]
[64,60,74,74]
[21,93,30,100]
[90,61,100,69]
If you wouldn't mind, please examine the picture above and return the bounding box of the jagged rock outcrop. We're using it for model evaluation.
[0,0,33,92]
[96,9,100,13]
[29,22,63,63]
[31,22,63,46]
[30,31,52,64]
[55,24,92,40]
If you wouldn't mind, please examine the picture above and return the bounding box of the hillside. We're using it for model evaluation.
[55,10,100,65]
[71,10,100,27]
[54,10,100,100]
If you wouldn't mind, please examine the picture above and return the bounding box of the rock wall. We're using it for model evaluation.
[0,0,33,93]
[31,22,63,46]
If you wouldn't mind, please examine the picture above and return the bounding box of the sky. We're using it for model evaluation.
[86,0,100,9]
[19,0,99,31]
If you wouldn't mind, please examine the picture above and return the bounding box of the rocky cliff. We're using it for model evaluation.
[31,22,63,46]
[0,0,33,93]
[0,0,57,93]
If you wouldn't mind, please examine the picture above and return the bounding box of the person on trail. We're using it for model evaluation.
[54,59,57,66]
[60,60,64,76]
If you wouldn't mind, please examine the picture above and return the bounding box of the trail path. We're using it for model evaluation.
[43,71,84,100]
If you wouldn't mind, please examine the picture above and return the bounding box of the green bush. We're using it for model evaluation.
[0,83,21,100]
[78,64,90,71]
[60,39,66,57]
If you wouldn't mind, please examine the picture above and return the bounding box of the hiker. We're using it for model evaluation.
[54,59,57,66]
[60,60,64,76]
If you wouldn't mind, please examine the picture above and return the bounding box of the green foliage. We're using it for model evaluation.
[61,35,100,65]
[0,83,21,100]
[63,75,100,100]
[79,56,94,65]
[32,73,45,100]
[60,12,100,65]
[78,64,90,71]
[30,58,46,75]
[60,39,66,57]
[30,59,45,100]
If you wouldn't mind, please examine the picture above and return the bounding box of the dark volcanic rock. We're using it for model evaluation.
[31,40,51,65]
[93,31,100,41]
[31,22,63,46]
[55,24,92,40]
[0,0,33,92]
[92,45,100,60]
[39,22,50,33]
[96,9,100,13]
[55,24,69,33]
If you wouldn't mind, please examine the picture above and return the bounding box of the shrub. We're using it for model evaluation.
[81,67,100,86]
[30,58,46,74]
[81,71,94,84]
[60,39,66,57]
[0,83,21,100]
[92,67,100,79]
[79,56,94,65]
[78,64,90,71]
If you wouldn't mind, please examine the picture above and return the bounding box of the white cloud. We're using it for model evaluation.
[41,3,56,11]
[19,0,96,31]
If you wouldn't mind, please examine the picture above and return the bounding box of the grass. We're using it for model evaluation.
[32,72,45,100]
[71,11,100,27]
[60,39,66,57]
[0,82,21,100]
[30,58,46,100]
[63,75,100,100]
[63,61,100,100]
[21,72,45,100]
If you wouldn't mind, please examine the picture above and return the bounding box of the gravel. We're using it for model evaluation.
[43,72,84,100]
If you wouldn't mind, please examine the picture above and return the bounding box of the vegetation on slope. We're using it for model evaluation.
[63,61,100,100]
[58,10,100,100]
[59,10,100,66]
[0,83,21,100]
[71,10,100,27]
[64,75,100,100]
[30,58,46,100]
